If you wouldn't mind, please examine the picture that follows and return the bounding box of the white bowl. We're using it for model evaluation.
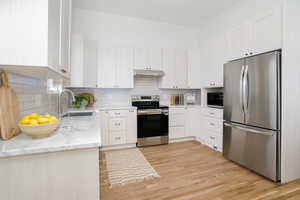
[19,121,60,139]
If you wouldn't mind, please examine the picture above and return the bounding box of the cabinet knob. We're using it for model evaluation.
[250,52,253,55]
[61,69,67,73]
[245,53,248,56]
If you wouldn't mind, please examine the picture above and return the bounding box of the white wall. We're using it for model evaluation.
[198,0,283,42]
[281,0,300,183]
[72,8,200,49]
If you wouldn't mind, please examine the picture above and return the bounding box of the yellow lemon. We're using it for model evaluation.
[49,116,58,123]
[29,119,39,125]
[37,117,50,124]
[21,115,30,121]
[19,118,30,125]
[44,114,52,118]
[29,113,40,119]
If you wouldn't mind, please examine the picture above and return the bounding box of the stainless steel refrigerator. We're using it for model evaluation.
[223,50,281,182]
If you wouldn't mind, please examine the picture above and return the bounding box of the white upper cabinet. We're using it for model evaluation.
[98,47,116,88]
[59,0,72,74]
[0,0,72,76]
[187,49,202,89]
[200,33,226,88]
[160,48,188,89]
[226,22,251,61]
[115,47,134,88]
[70,36,98,88]
[250,6,282,55]
[226,4,282,61]
[134,48,162,70]
[98,47,134,89]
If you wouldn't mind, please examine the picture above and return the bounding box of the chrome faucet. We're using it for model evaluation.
[58,88,76,119]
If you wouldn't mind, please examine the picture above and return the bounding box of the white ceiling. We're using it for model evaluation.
[73,0,241,28]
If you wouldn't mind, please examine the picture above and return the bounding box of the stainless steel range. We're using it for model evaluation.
[132,95,169,147]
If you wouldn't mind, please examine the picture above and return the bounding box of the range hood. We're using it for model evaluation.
[134,69,165,77]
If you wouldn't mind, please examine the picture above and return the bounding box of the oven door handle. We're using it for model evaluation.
[137,110,163,115]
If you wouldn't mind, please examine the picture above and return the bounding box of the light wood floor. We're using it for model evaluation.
[100,141,300,200]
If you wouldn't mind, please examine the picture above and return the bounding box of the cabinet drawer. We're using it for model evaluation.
[207,131,223,152]
[170,126,185,139]
[169,114,185,127]
[109,119,126,131]
[202,108,223,119]
[107,110,129,118]
[204,118,223,133]
[110,132,125,145]
[169,108,186,127]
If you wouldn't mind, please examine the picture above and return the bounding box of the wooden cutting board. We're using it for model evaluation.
[0,71,21,140]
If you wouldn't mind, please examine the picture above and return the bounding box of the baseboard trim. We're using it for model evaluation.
[100,143,137,151]
[169,136,195,143]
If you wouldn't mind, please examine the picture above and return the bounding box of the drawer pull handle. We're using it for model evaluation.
[209,112,214,115]
[210,136,215,140]
[210,123,215,126]
[115,137,121,140]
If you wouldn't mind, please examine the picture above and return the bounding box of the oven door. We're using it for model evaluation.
[137,109,168,138]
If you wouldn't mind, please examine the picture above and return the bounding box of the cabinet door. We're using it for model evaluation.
[250,6,282,55]
[98,47,116,88]
[149,48,163,70]
[70,35,83,87]
[59,0,72,75]
[186,108,202,137]
[134,48,149,70]
[175,49,188,89]
[208,33,226,88]
[226,23,250,61]
[115,47,134,88]
[201,33,226,88]
[83,40,98,88]
[188,49,202,89]
[48,0,61,69]
[126,109,137,144]
[4,0,49,66]
[170,126,186,139]
[160,49,176,88]
[100,111,110,146]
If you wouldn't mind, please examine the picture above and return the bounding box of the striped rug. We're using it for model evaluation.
[105,148,160,187]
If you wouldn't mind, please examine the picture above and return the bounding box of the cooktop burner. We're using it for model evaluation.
[132,95,168,110]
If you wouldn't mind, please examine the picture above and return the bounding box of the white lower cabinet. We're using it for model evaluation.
[169,106,203,139]
[186,107,202,137]
[169,108,187,139]
[100,109,137,147]
[200,107,224,152]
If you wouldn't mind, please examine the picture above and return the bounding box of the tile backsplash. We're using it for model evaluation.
[1,71,68,118]
[72,77,201,107]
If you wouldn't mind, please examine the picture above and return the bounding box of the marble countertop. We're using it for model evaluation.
[0,115,101,158]
[98,106,137,111]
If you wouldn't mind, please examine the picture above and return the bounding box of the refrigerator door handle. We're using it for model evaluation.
[240,66,245,113]
[224,122,275,136]
[243,65,249,114]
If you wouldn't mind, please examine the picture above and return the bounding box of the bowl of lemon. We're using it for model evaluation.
[19,113,60,139]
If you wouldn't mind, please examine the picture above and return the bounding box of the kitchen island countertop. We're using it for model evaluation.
[0,115,101,158]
